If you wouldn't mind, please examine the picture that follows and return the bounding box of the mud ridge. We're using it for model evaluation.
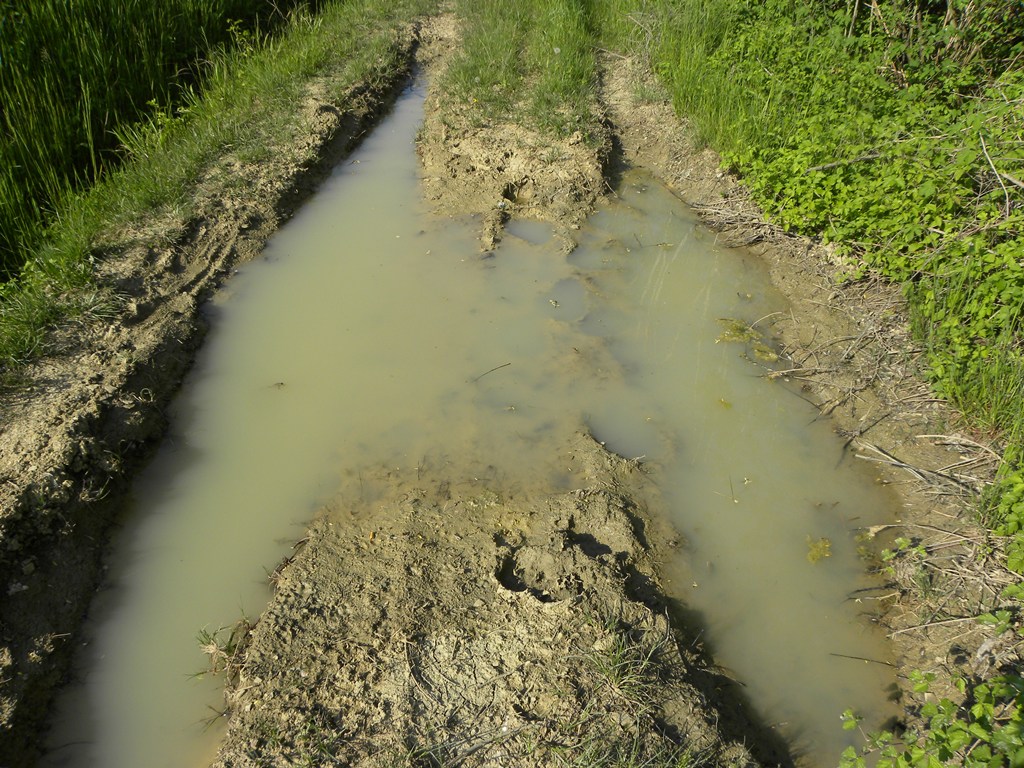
[417,17,609,255]
[212,433,790,768]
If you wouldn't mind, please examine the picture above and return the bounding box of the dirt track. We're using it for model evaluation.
[0,13,1007,768]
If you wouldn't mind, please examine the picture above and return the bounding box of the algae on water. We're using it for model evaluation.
[716,318,779,363]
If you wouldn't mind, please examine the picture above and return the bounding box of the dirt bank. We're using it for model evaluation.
[416,15,607,254]
[0,9,1011,768]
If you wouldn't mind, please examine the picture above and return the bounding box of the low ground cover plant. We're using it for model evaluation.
[590,0,1023,762]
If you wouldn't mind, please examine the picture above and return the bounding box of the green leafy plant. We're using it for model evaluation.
[841,674,1024,768]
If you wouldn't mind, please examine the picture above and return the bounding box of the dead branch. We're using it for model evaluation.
[889,614,991,637]
[763,366,837,380]
[980,133,1012,218]
[917,434,1003,463]
[855,441,979,492]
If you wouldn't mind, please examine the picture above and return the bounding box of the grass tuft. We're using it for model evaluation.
[445,0,601,139]
[0,0,326,280]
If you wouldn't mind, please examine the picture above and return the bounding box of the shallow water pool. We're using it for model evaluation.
[42,80,895,768]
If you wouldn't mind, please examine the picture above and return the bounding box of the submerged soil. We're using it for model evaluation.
[0,11,1014,768]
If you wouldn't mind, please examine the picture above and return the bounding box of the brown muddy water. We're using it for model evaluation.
[41,81,896,768]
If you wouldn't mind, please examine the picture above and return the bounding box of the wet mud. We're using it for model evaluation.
[212,434,787,767]
[0,12,1007,768]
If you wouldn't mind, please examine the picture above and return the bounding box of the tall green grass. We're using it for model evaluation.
[524,0,596,135]
[446,0,601,138]
[649,0,770,153]
[0,0,322,280]
[0,0,436,370]
[446,1,530,119]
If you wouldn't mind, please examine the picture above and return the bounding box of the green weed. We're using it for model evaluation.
[553,738,698,768]
[841,674,1024,768]
[590,0,1024,549]
[587,622,666,706]
[196,619,251,677]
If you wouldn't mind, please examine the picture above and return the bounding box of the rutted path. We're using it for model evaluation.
[0,13,978,767]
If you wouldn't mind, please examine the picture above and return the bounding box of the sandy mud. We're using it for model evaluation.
[0,10,1015,768]
[212,434,782,767]
[416,15,606,254]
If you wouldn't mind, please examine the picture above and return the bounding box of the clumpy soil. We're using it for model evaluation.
[212,434,779,767]
[0,10,1014,768]
[417,15,606,254]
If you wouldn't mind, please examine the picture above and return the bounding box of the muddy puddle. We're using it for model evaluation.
[42,81,897,767]
[570,190,900,758]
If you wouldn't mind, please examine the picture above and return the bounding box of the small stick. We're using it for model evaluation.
[750,311,784,328]
[763,366,836,379]
[917,434,1002,462]
[470,362,511,383]
[980,133,1011,218]
[861,522,975,541]
[594,46,629,60]
[856,442,976,491]
[829,652,895,667]
[805,150,882,174]
[998,170,1024,191]
[888,615,984,636]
